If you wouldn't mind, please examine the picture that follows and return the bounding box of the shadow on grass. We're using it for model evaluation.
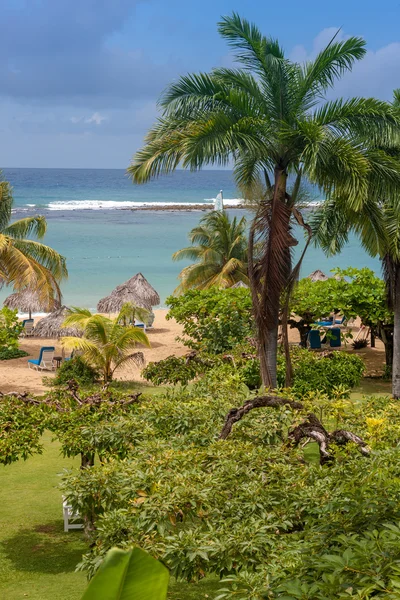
[1,520,86,575]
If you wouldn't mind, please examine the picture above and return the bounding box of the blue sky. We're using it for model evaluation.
[1,0,400,168]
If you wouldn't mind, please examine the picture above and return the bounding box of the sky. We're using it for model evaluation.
[1,0,400,169]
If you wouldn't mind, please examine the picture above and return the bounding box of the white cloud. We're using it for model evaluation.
[70,116,81,124]
[85,112,107,125]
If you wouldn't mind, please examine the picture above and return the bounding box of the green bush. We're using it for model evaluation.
[277,347,365,397]
[0,347,28,360]
[0,307,23,350]
[142,356,199,386]
[52,357,99,386]
[166,287,254,353]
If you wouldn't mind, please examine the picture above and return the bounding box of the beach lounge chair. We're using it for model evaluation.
[314,316,334,327]
[335,315,346,326]
[134,320,147,332]
[28,346,55,371]
[64,350,75,362]
[20,319,35,337]
[62,497,83,532]
[329,328,341,348]
[308,330,322,350]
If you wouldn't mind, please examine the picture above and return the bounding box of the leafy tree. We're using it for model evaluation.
[62,304,150,383]
[166,287,254,353]
[0,394,46,465]
[129,13,400,388]
[290,269,394,368]
[0,172,67,301]
[312,90,400,396]
[172,210,248,292]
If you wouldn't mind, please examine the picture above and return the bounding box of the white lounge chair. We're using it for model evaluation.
[62,497,83,532]
[20,319,35,337]
[28,346,55,371]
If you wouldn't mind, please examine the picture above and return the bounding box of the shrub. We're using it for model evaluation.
[166,288,254,353]
[0,347,28,360]
[0,307,23,350]
[277,348,365,397]
[52,357,99,386]
[143,356,199,386]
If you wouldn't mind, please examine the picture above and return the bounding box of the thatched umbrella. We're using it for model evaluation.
[231,281,249,289]
[33,306,83,338]
[307,270,329,282]
[97,273,160,313]
[4,289,60,319]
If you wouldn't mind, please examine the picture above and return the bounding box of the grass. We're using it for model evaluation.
[0,432,221,599]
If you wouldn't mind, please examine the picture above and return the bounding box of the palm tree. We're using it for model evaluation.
[172,210,248,292]
[128,13,400,388]
[62,303,150,383]
[0,173,67,301]
[312,90,400,397]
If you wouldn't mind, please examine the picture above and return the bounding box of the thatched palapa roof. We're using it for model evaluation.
[33,306,83,338]
[307,270,329,282]
[97,273,160,313]
[231,281,249,289]
[4,289,60,317]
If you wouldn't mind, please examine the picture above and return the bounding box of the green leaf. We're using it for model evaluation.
[81,547,169,600]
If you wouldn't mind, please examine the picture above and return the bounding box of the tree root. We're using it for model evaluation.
[288,413,370,464]
[219,395,304,440]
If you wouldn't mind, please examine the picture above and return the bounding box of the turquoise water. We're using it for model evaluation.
[1,168,380,309]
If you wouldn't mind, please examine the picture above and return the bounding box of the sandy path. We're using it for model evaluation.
[0,313,387,395]
[0,310,187,395]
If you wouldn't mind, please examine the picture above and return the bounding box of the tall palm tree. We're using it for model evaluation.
[312,90,400,397]
[0,173,67,301]
[128,13,400,388]
[62,303,150,383]
[172,210,248,292]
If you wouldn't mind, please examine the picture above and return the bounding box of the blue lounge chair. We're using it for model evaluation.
[28,346,55,371]
[329,328,341,348]
[64,350,75,362]
[308,330,322,350]
[314,316,334,327]
[335,315,346,325]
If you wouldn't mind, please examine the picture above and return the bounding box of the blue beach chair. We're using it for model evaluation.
[28,346,55,371]
[20,319,35,337]
[329,328,341,348]
[308,330,322,350]
[335,315,346,325]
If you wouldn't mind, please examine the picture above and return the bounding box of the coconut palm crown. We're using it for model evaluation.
[0,173,67,300]
[173,210,248,292]
[62,303,150,383]
[129,14,400,387]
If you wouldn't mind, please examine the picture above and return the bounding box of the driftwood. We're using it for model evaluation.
[288,413,370,464]
[219,395,304,440]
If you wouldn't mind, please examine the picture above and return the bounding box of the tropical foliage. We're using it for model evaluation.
[312,90,400,396]
[129,13,400,388]
[166,287,254,353]
[172,210,248,292]
[0,306,23,350]
[51,356,99,387]
[0,172,67,301]
[81,547,169,600]
[61,304,150,383]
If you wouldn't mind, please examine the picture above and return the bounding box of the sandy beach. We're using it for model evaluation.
[0,311,388,396]
[0,310,187,395]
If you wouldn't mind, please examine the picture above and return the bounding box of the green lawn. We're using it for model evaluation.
[0,432,220,599]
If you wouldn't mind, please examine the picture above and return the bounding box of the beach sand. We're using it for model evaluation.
[0,312,388,395]
[0,310,187,395]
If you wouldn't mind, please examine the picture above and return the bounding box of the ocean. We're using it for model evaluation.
[1,168,380,310]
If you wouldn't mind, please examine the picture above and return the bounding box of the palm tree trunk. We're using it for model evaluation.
[249,167,290,389]
[392,264,400,398]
